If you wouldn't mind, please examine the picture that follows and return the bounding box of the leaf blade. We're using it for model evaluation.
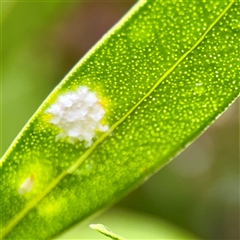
[1,0,239,239]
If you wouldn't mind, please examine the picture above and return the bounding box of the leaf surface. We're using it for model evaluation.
[1,0,239,239]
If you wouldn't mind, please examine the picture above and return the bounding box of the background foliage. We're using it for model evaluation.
[1,1,239,239]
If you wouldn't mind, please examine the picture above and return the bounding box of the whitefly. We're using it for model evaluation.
[45,86,109,147]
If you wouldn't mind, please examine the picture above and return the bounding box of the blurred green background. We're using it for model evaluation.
[1,1,239,239]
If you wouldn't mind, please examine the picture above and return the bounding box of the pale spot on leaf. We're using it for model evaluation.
[45,86,108,146]
[18,175,34,195]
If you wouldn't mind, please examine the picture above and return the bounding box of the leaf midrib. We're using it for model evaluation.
[2,0,234,238]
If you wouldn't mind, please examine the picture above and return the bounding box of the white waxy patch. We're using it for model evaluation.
[18,175,34,195]
[46,86,109,146]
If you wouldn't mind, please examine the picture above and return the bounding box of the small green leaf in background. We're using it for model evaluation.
[57,208,199,239]
[90,223,125,240]
[1,0,239,239]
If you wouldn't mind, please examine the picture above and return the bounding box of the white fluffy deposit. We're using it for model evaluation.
[46,86,109,146]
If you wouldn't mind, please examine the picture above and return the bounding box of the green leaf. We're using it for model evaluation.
[1,0,239,239]
[90,223,125,240]
[57,208,199,239]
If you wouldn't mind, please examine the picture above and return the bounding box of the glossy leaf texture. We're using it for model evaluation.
[1,0,239,239]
